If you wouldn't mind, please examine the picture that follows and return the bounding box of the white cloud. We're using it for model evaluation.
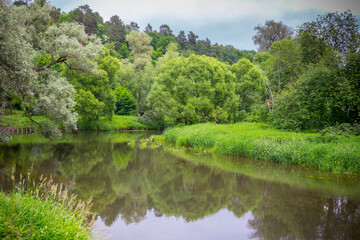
[53,0,359,22]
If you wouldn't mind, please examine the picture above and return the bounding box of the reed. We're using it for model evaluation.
[0,166,96,239]
[164,122,360,173]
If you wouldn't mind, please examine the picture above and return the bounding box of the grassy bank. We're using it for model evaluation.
[164,122,360,173]
[0,172,95,239]
[1,112,163,131]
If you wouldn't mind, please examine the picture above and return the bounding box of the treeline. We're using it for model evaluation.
[1,0,359,139]
[46,4,255,64]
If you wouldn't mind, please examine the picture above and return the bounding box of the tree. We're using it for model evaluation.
[126,22,140,32]
[114,87,137,115]
[230,58,264,112]
[253,20,293,52]
[105,15,127,51]
[144,23,153,33]
[159,24,173,37]
[148,55,238,124]
[126,30,153,70]
[69,4,98,35]
[0,1,102,138]
[188,31,198,47]
[176,30,188,49]
[298,10,360,55]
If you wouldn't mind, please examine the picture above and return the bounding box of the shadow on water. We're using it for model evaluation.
[0,132,359,239]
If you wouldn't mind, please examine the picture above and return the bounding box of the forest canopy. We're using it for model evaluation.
[1,0,359,139]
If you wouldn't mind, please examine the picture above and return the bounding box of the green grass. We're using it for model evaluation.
[77,115,163,131]
[0,113,46,128]
[164,122,360,173]
[0,171,95,239]
[1,112,163,131]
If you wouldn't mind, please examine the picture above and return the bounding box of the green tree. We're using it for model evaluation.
[1,1,102,138]
[126,30,153,70]
[105,15,127,52]
[114,87,137,115]
[231,58,264,112]
[148,54,238,124]
[298,10,360,55]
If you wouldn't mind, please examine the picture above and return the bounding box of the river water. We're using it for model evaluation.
[0,132,359,240]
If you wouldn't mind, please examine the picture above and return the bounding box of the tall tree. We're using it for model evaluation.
[126,30,153,70]
[126,21,140,32]
[253,20,293,52]
[69,5,98,35]
[105,15,127,51]
[0,1,102,138]
[188,31,198,47]
[159,24,173,37]
[144,23,153,33]
[176,30,188,49]
[298,10,360,55]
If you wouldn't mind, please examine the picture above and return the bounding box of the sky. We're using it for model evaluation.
[49,0,360,50]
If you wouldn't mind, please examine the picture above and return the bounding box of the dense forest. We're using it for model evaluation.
[1,0,359,139]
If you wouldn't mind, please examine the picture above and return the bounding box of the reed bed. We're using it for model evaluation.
[0,166,96,239]
[164,123,360,173]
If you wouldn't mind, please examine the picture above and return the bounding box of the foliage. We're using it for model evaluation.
[298,10,360,55]
[164,122,360,173]
[77,115,148,131]
[75,89,105,122]
[126,30,153,70]
[114,87,137,115]
[0,1,102,138]
[272,55,360,130]
[230,58,264,112]
[253,20,293,52]
[148,54,238,125]
[0,169,94,239]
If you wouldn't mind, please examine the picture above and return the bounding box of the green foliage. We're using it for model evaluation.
[298,10,360,55]
[164,122,360,173]
[75,89,105,122]
[114,87,137,115]
[231,58,264,112]
[77,115,148,131]
[272,54,360,130]
[148,54,238,125]
[0,171,94,239]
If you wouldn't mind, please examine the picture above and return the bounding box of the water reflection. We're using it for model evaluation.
[0,132,359,239]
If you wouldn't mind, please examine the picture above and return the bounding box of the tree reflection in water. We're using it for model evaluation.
[0,132,359,239]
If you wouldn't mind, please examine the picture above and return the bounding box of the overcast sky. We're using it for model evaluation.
[49,0,360,50]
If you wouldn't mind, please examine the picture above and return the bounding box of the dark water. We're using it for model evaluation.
[1,132,360,240]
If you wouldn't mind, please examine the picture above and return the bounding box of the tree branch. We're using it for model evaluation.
[18,88,41,127]
[34,56,67,72]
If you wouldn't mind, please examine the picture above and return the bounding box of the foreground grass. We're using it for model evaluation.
[164,122,360,173]
[0,171,95,239]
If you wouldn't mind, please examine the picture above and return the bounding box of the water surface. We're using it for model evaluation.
[0,132,359,240]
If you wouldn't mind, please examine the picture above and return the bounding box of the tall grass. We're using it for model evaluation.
[0,167,96,239]
[164,122,360,173]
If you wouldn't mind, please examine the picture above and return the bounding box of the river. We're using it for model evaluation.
[0,132,359,239]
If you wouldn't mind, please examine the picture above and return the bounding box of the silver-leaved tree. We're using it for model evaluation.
[0,0,102,139]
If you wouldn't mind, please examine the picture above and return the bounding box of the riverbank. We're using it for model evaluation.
[0,172,95,239]
[1,113,163,132]
[164,122,360,173]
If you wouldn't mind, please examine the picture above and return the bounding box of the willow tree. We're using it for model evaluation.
[0,1,102,138]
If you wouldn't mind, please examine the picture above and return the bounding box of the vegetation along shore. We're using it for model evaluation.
[164,123,360,173]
